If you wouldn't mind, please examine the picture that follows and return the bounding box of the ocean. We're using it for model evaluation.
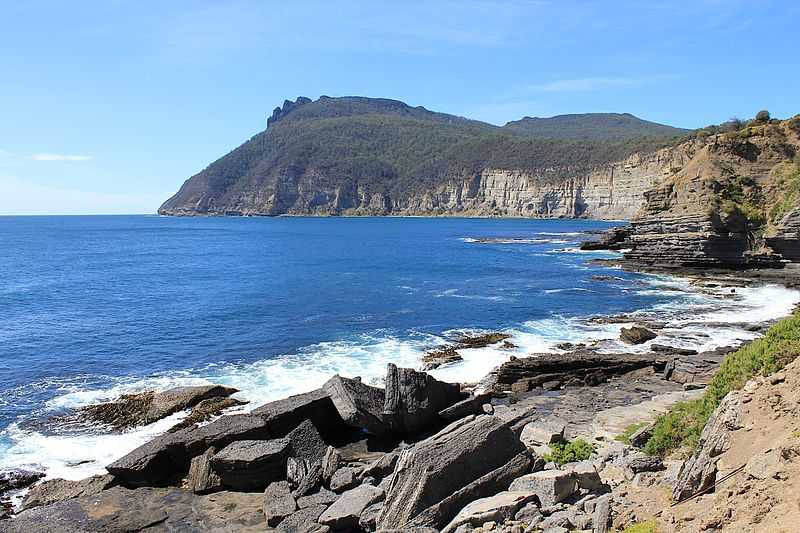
[0,215,797,483]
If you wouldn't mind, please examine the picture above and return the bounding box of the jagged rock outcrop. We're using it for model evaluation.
[618,121,800,269]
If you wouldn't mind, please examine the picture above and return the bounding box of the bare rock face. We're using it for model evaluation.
[441,490,540,533]
[78,385,239,430]
[377,415,526,529]
[494,351,666,392]
[4,486,265,533]
[211,439,291,491]
[323,376,388,435]
[20,474,117,511]
[318,484,384,531]
[186,447,222,494]
[263,481,297,527]
[251,388,346,437]
[672,391,741,501]
[508,470,578,507]
[620,326,658,345]
[383,364,464,434]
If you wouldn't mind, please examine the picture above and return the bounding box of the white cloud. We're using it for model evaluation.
[30,153,93,162]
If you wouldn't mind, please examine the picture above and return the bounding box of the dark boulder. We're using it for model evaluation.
[620,326,658,345]
[252,388,346,437]
[186,447,222,494]
[107,413,273,486]
[318,484,384,531]
[323,376,388,435]
[78,385,239,430]
[438,393,492,423]
[383,364,464,434]
[211,439,291,491]
[167,396,248,433]
[277,504,328,533]
[377,415,526,529]
[263,481,297,527]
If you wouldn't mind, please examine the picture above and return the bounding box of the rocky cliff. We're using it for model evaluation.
[618,117,800,269]
[158,96,687,219]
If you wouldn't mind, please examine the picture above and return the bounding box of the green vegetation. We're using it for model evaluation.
[614,422,648,444]
[161,96,687,213]
[543,438,594,464]
[644,312,800,457]
[767,161,800,227]
[615,519,658,533]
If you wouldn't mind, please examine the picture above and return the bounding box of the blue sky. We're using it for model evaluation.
[1,0,797,215]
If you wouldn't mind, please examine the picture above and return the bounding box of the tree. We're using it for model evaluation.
[755,110,771,123]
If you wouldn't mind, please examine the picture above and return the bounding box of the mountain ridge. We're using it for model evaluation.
[159,96,688,218]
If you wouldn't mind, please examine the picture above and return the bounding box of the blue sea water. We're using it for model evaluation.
[0,215,795,480]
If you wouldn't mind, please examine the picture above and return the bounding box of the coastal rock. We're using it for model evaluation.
[520,418,566,447]
[650,344,698,356]
[4,486,265,532]
[297,488,338,509]
[358,501,383,531]
[383,363,464,434]
[252,388,346,437]
[263,481,297,527]
[321,447,341,485]
[0,469,45,496]
[21,474,117,511]
[79,385,238,430]
[408,451,533,528]
[318,484,384,531]
[167,396,248,433]
[322,376,388,435]
[329,466,362,493]
[619,326,657,345]
[360,450,400,481]
[564,461,604,492]
[592,494,611,533]
[186,447,222,494]
[508,470,578,507]
[672,391,741,501]
[211,438,291,491]
[494,352,665,392]
[441,490,539,532]
[628,423,654,448]
[107,412,273,486]
[377,415,526,529]
[623,455,664,474]
[438,393,492,423]
[277,504,328,533]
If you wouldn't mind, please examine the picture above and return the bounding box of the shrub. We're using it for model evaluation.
[543,438,594,464]
[644,312,800,457]
[614,422,648,444]
[619,519,658,533]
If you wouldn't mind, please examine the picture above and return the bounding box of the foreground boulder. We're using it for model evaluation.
[318,484,384,530]
[108,389,342,486]
[620,326,658,345]
[186,447,222,494]
[79,385,239,430]
[377,414,526,529]
[211,438,290,491]
[323,376,388,435]
[672,391,741,501]
[509,470,578,506]
[441,490,539,533]
[107,412,273,486]
[383,363,464,434]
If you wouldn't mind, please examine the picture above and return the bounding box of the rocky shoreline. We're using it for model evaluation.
[0,272,789,533]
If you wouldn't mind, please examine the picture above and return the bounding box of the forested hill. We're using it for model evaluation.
[502,112,688,140]
[158,96,689,217]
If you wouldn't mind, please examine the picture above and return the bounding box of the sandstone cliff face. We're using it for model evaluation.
[160,146,691,221]
[621,120,800,268]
